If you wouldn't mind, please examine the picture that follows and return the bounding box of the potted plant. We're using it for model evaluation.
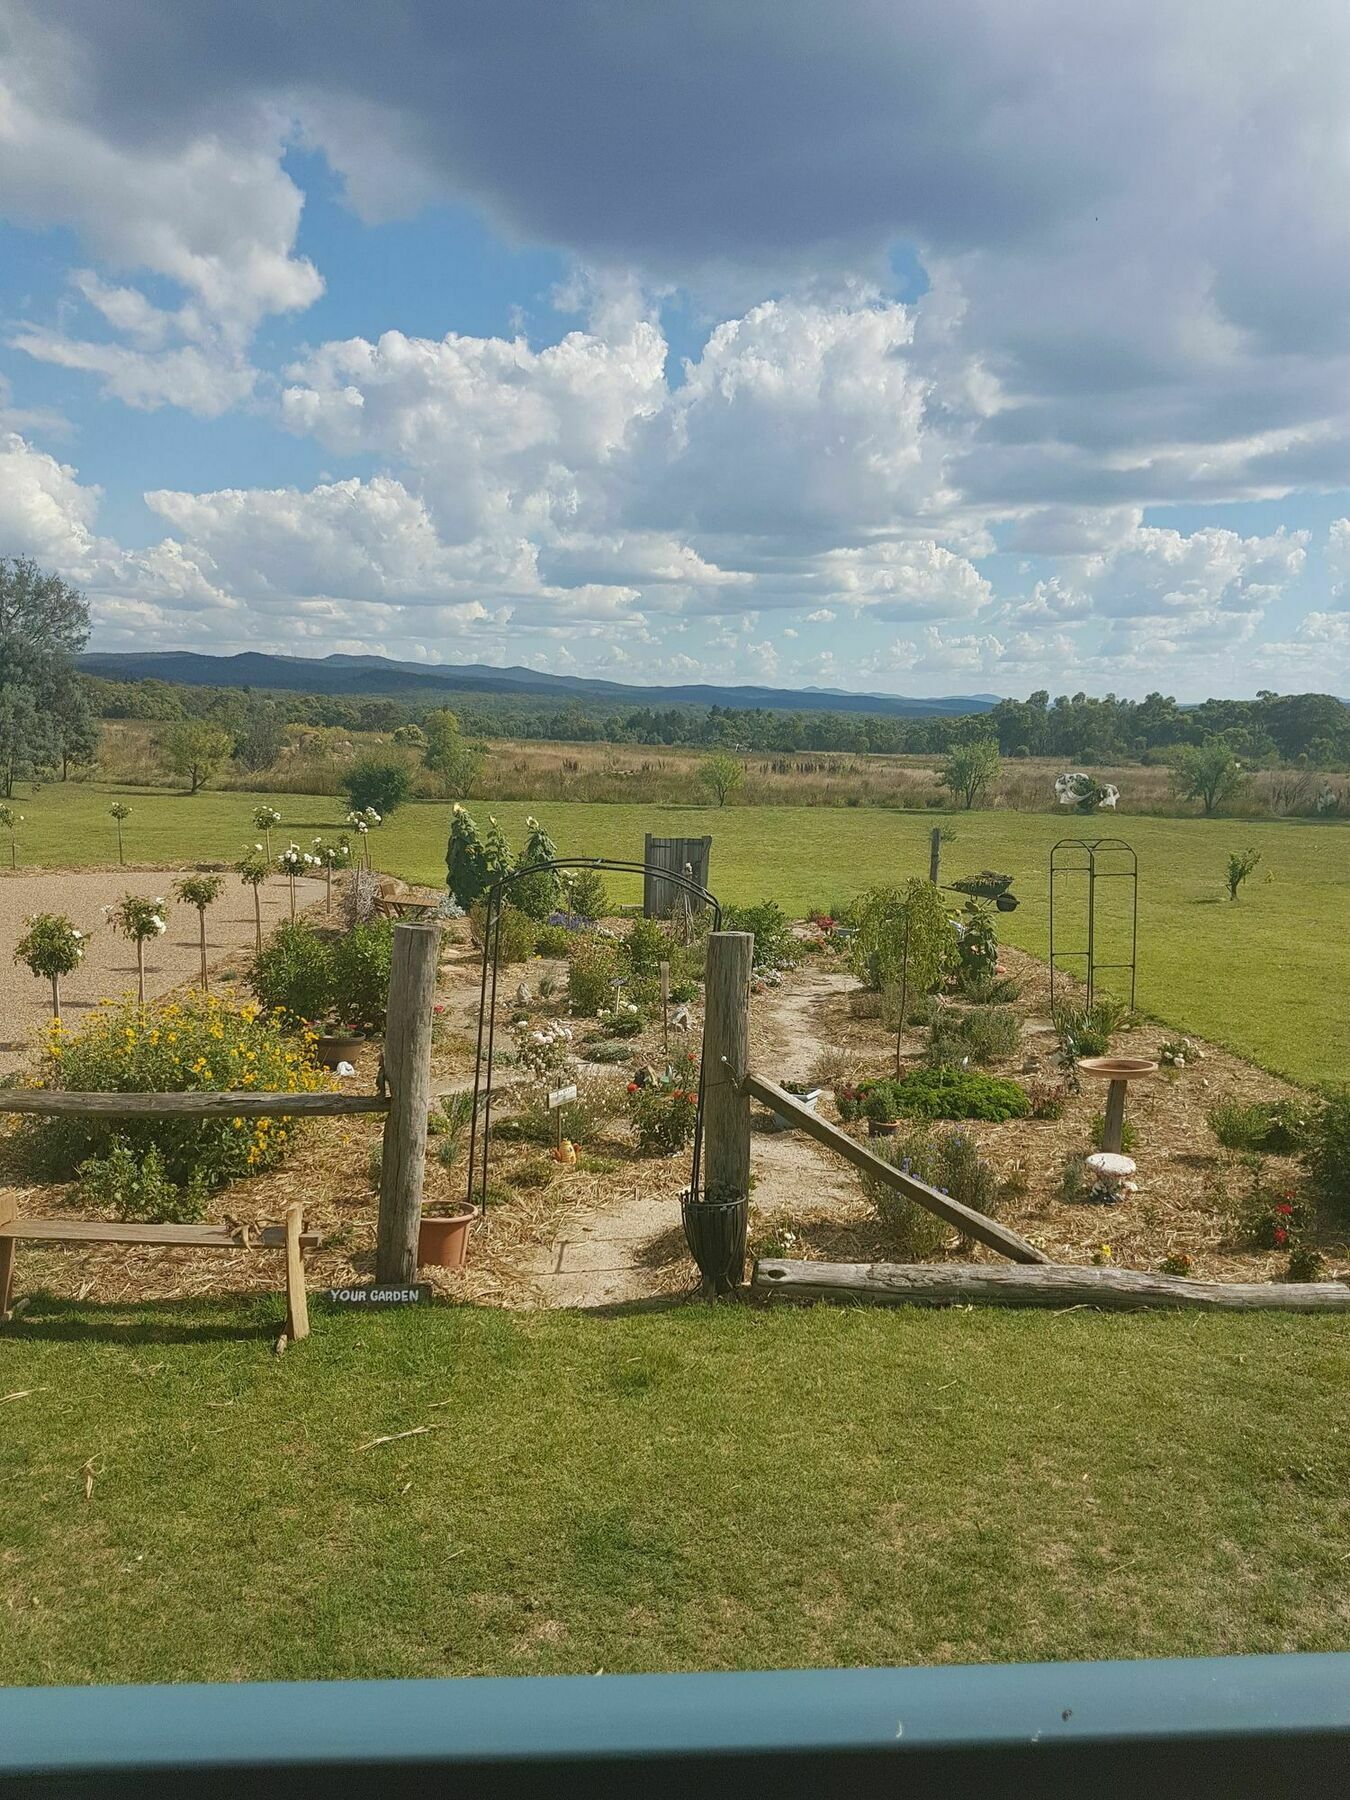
[680,1183,747,1294]
[771,1078,822,1130]
[418,1197,477,1269]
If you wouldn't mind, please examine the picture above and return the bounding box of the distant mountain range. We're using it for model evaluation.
[77,649,1001,720]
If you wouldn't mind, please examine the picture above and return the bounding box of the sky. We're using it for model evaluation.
[2,2,1350,701]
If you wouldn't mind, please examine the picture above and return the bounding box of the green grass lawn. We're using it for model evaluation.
[3,1295,1347,1684]
[10,782,1349,1082]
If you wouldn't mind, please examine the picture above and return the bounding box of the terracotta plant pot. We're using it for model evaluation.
[868,1119,902,1137]
[417,1202,476,1270]
[315,1033,365,1069]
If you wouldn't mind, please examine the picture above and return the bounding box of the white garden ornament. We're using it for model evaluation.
[1056,772,1120,811]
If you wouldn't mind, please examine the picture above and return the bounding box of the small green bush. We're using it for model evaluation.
[1208,1097,1312,1155]
[249,920,334,1025]
[566,867,609,920]
[861,1067,1030,1124]
[1053,994,1132,1059]
[927,1004,1020,1068]
[78,1140,210,1225]
[331,921,394,1032]
[534,923,574,958]
[568,934,620,1015]
[585,1039,635,1064]
[720,900,800,973]
[627,1068,699,1156]
[468,900,538,965]
[1229,1170,1314,1249]
[1305,1088,1350,1222]
[623,915,669,977]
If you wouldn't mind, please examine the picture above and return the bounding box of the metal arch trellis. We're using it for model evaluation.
[465,858,723,1216]
[1049,838,1138,1013]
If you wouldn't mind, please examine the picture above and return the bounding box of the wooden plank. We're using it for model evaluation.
[284,1202,310,1342]
[0,1090,389,1119]
[376,921,440,1285]
[0,1218,319,1251]
[752,1259,1350,1314]
[742,1071,1049,1265]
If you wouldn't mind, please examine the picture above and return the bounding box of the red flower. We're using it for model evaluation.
[1274,1227,1289,1246]
[1275,1202,1294,1215]
[626,1082,638,1094]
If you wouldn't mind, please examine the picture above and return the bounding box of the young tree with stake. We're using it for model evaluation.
[252,804,282,860]
[108,800,131,864]
[173,873,225,990]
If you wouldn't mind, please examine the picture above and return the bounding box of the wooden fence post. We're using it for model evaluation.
[929,826,941,885]
[702,931,752,1203]
[376,920,440,1285]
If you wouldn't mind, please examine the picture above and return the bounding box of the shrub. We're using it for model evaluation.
[249,920,334,1025]
[568,934,621,1014]
[1208,1097,1312,1155]
[498,1078,625,1149]
[1285,1246,1326,1282]
[860,1067,1030,1124]
[1160,1250,1195,1277]
[1305,1088,1350,1222]
[20,996,327,1186]
[331,921,394,1032]
[628,1067,699,1155]
[343,754,412,817]
[1053,994,1131,1059]
[468,899,538,965]
[623,914,668,977]
[863,1126,1010,1250]
[447,804,491,909]
[566,867,609,920]
[956,968,1021,1004]
[534,923,574,958]
[720,900,800,973]
[939,738,1000,809]
[1027,1081,1068,1121]
[78,1139,210,1225]
[927,1004,1020,1068]
[1229,1171,1314,1250]
[586,1039,635,1064]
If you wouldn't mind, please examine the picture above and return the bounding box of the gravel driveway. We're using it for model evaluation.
[1,869,327,1076]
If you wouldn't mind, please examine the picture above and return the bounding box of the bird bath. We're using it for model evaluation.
[1078,1056,1158,1154]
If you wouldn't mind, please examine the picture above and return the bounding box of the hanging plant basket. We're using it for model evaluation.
[680,1186,748,1294]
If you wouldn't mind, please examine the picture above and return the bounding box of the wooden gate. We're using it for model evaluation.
[643,835,712,918]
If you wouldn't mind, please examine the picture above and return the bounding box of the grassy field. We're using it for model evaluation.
[3,1296,1347,1685]
[7,782,1348,1083]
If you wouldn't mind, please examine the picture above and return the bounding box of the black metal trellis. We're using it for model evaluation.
[464,859,723,1216]
[1049,838,1138,1012]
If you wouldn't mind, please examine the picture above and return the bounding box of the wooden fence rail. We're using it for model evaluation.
[741,1071,1049,1265]
[752,1259,1350,1313]
[0,1091,389,1119]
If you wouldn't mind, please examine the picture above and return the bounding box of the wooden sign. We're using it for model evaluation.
[326,1284,430,1306]
[548,1084,578,1110]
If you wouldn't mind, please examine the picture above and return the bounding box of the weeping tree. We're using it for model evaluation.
[173,873,225,991]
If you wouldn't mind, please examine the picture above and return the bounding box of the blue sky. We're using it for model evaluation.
[2,0,1349,699]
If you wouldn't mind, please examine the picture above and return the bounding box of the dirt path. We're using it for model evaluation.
[519,957,864,1308]
[1,869,327,1076]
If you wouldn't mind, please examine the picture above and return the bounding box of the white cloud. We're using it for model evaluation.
[1330,518,1350,600]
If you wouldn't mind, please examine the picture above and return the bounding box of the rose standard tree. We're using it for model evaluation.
[109,893,168,1006]
[252,804,282,860]
[236,845,270,951]
[173,873,225,991]
[14,912,85,1021]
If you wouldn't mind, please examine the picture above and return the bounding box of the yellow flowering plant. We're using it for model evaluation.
[19,994,329,1188]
